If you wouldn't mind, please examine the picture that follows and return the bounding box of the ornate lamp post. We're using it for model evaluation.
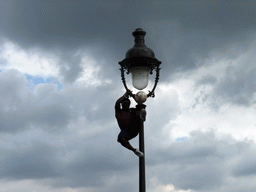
[119,28,161,192]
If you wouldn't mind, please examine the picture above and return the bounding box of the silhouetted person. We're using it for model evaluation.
[115,90,145,157]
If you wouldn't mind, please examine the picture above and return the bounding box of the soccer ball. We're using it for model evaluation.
[135,91,147,104]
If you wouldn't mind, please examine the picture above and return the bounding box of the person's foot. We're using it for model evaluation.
[140,109,146,121]
[134,148,144,157]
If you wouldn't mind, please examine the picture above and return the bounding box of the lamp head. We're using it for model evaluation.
[119,28,161,97]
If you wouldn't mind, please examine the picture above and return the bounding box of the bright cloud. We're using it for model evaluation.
[0,41,60,78]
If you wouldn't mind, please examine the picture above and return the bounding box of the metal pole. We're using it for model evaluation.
[139,119,145,192]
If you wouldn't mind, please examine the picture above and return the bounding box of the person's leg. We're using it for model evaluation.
[118,137,136,152]
[118,137,144,157]
[117,129,144,157]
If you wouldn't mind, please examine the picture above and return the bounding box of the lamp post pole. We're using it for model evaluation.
[119,28,161,192]
[137,104,146,192]
[139,117,145,192]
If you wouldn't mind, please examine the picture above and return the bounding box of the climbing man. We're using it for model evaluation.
[115,90,146,157]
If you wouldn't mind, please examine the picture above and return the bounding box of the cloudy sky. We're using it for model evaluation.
[1,0,256,191]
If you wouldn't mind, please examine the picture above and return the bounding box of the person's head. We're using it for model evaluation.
[122,98,130,110]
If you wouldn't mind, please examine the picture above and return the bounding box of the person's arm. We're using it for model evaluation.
[128,90,135,100]
[115,91,129,111]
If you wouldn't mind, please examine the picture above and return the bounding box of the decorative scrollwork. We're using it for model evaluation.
[147,65,160,98]
[120,64,161,98]
[120,67,129,92]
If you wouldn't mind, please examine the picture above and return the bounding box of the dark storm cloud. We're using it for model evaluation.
[1,0,141,83]
[1,0,256,81]
[0,0,140,51]
[144,1,256,79]
[3,0,256,47]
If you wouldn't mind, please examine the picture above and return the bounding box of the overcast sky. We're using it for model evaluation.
[1,1,256,192]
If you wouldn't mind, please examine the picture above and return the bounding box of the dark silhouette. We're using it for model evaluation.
[115,90,145,157]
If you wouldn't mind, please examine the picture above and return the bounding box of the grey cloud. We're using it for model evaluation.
[232,160,256,177]
[149,130,220,165]
[31,104,71,130]
[174,162,224,191]
[0,143,60,179]
[146,25,254,82]
[0,69,116,133]
[196,75,217,86]
[213,67,256,106]
[59,51,83,83]
[0,69,31,132]
[1,1,256,191]
[1,74,256,192]
[146,130,256,191]
[192,62,256,109]
[231,149,256,177]
[0,70,72,133]
[0,69,140,188]
[0,127,139,191]
[56,154,134,188]
[192,75,218,108]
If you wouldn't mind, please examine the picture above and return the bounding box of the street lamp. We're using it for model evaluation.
[119,28,161,192]
[119,28,161,97]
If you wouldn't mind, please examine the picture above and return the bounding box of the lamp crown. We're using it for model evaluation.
[132,28,146,39]
[125,28,155,59]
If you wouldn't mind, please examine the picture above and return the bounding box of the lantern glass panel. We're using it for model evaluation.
[130,67,150,90]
